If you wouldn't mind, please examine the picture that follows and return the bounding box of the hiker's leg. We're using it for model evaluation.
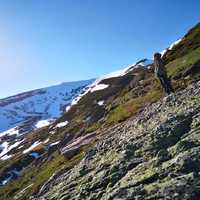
[164,76,174,94]
[159,76,169,94]
[167,78,174,93]
[162,76,171,94]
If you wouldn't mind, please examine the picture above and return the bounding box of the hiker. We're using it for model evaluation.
[152,53,174,95]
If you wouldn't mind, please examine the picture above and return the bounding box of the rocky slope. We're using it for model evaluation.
[0,58,155,193]
[31,80,200,200]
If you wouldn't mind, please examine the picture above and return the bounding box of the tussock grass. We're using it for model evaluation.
[166,47,200,78]
[107,88,163,124]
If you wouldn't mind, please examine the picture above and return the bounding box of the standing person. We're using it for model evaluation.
[153,53,174,95]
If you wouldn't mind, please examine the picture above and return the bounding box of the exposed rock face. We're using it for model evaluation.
[32,81,200,200]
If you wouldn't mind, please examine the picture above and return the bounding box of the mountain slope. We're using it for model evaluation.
[33,80,200,200]
[0,79,93,134]
[0,22,200,200]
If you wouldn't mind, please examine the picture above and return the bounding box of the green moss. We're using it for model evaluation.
[0,151,85,200]
[120,166,158,189]
[170,140,199,156]
[85,122,101,133]
[107,105,131,124]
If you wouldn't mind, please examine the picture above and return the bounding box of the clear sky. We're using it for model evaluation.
[0,0,199,98]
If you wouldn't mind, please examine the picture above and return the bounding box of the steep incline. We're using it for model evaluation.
[33,81,200,200]
[0,59,153,188]
[0,22,200,200]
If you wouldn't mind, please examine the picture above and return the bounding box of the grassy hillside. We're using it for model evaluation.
[163,22,200,64]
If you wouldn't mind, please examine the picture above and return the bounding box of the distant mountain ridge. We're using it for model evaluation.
[0,79,94,134]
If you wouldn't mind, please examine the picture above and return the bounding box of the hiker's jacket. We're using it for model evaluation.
[154,59,167,77]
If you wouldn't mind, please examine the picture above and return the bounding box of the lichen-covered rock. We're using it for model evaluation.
[32,81,200,200]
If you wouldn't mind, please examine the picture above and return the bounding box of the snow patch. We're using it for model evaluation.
[90,84,109,92]
[1,154,12,160]
[129,59,153,70]
[169,38,182,50]
[101,66,131,79]
[49,141,60,147]
[55,121,69,128]
[65,106,71,112]
[161,38,183,56]
[97,100,104,106]
[35,119,55,129]
[138,59,153,67]
[161,49,167,56]
[50,130,56,135]
[0,127,19,138]
[23,141,42,154]
[43,138,50,143]
[0,140,24,158]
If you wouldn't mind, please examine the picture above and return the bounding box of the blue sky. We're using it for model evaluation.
[0,0,199,98]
